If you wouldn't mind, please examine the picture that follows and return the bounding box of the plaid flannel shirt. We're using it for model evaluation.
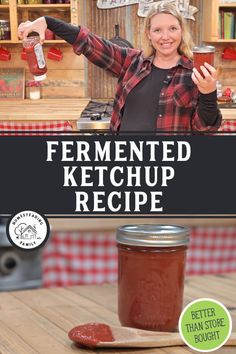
[73,26,222,132]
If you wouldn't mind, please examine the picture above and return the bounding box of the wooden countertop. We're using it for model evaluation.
[220,108,236,120]
[0,99,90,121]
[0,273,235,354]
[0,99,235,121]
[0,98,90,125]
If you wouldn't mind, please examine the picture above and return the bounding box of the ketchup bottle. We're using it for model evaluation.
[23,32,47,81]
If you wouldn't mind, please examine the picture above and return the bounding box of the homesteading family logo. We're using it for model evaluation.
[6,211,50,250]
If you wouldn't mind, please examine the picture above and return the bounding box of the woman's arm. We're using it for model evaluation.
[191,63,222,130]
[45,16,80,44]
[18,16,47,43]
[191,91,222,131]
[18,17,139,77]
[198,91,221,126]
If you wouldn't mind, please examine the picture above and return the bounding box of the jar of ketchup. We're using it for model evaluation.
[117,224,190,332]
[23,32,47,81]
[192,45,215,75]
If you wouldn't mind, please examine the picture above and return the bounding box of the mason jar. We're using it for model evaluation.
[117,224,190,332]
[27,80,41,100]
[192,45,215,75]
[0,20,11,40]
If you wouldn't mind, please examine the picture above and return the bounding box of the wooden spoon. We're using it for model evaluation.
[69,323,236,348]
[96,325,236,348]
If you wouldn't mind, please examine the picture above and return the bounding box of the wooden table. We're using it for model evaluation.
[220,108,236,120]
[0,273,235,353]
[0,99,90,131]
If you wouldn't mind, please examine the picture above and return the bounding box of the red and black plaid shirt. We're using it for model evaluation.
[73,26,222,132]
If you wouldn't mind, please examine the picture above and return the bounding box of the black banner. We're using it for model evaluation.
[0,134,235,216]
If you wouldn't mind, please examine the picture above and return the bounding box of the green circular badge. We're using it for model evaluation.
[179,298,232,352]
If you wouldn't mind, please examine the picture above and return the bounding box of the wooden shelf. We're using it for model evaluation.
[203,0,236,42]
[211,39,236,42]
[44,39,67,43]
[17,4,70,9]
[219,3,236,7]
[0,39,67,44]
[2,0,78,44]
[0,40,13,44]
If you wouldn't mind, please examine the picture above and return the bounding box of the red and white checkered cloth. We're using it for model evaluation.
[220,120,236,132]
[0,121,73,135]
[42,227,236,287]
[186,227,236,275]
[42,231,117,287]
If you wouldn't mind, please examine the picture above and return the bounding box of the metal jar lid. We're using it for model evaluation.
[116,224,190,247]
[192,45,215,53]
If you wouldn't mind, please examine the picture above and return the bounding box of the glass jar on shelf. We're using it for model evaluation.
[1,0,9,4]
[25,0,42,4]
[0,20,11,40]
[27,80,41,100]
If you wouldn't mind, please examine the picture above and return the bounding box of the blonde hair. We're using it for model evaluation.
[143,2,193,59]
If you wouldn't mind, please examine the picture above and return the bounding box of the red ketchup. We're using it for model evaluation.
[23,33,47,81]
[117,224,190,332]
[68,323,114,348]
[192,45,215,76]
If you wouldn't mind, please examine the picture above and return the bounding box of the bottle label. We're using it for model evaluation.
[34,43,46,69]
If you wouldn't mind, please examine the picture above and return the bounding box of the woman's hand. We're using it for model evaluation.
[18,17,47,44]
[191,62,217,94]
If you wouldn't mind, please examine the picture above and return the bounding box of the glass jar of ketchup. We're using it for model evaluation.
[117,224,190,332]
[23,32,47,81]
[0,20,11,40]
[192,45,215,75]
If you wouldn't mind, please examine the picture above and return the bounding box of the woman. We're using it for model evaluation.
[18,2,222,132]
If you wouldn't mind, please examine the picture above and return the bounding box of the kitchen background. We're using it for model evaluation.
[0,0,236,291]
[0,0,236,99]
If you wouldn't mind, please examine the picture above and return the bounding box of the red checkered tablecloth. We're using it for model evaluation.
[42,227,236,287]
[42,231,117,287]
[0,121,73,135]
[186,227,236,275]
[220,120,236,132]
